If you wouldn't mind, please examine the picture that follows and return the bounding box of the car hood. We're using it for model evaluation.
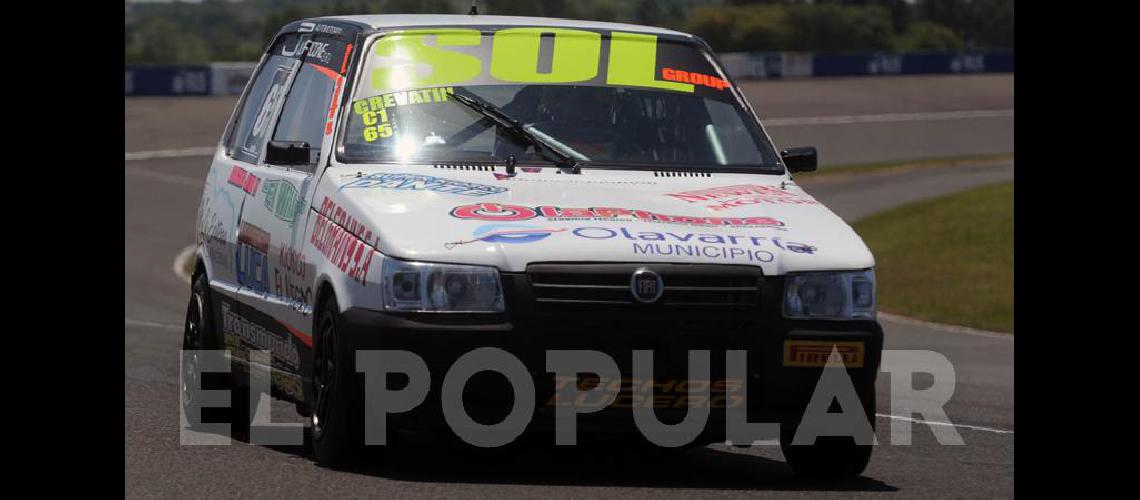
[312,164,874,275]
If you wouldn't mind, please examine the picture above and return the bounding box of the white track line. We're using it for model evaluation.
[125,146,216,161]
[125,318,183,331]
[124,167,203,187]
[876,413,1013,435]
[765,109,1014,127]
[878,312,1012,339]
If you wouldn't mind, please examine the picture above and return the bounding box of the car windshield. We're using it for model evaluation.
[340,28,782,171]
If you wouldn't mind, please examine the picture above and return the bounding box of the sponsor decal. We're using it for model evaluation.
[446,224,566,249]
[547,376,745,409]
[630,241,774,263]
[314,196,379,246]
[661,67,730,90]
[666,184,819,212]
[326,71,342,136]
[783,340,865,368]
[220,302,301,370]
[445,223,790,264]
[227,165,261,196]
[450,203,786,228]
[236,222,271,293]
[366,30,699,95]
[773,238,817,255]
[340,44,353,75]
[309,197,377,285]
[275,245,313,310]
[243,66,294,159]
[352,87,455,142]
[571,226,781,263]
[283,38,332,64]
[261,179,305,224]
[298,22,344,36]
[340,172,507,197]
[197,196,230,270]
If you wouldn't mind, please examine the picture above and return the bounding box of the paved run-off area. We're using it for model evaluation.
[125,74,1013,498]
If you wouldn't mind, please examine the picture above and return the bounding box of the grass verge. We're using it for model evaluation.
[853,182,1013,333]
[797,153,1013,179]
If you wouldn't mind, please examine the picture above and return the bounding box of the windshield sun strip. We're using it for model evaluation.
[334,28,784,171]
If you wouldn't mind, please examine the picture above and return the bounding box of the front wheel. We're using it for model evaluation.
[780,436,872,478]
[779,383,875,478]
[310,294,366,465]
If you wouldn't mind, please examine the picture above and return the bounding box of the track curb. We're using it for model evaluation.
[173,245,195,285]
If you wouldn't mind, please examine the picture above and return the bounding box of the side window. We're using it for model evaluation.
[270,62,340,171]
[224,57,280,156]
[228,55,299,163]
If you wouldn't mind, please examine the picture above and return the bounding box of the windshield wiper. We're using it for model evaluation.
[449,91,582,174]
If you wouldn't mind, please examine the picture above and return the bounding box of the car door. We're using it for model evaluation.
[198,45,294,296]
[228,32,354,398]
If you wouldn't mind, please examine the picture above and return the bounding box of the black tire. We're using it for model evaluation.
[310,294,367,465]
[780,435,872,478]
[779,383,875,479]
[182,272,251,439]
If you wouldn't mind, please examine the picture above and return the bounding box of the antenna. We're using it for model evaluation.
[468,1,478,15]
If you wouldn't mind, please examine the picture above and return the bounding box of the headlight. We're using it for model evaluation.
[783,270,875,320]
[381,259,504,313]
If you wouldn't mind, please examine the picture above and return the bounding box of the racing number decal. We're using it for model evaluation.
[351,87,455,142]
[250,80,286,139]
[242,64,296,158]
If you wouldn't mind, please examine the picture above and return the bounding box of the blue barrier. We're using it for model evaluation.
[125,65,213,96]
[124,50,1014,95]
[983,51,1015,72]
[720,50,1013,80]
[811,50,1013,77]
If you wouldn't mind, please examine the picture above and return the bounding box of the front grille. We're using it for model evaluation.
[521,263,763,332]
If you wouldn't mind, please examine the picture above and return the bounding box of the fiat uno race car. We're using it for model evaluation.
[182,14,883,477]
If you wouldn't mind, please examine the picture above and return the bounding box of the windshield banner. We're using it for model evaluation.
[357,29,732,100]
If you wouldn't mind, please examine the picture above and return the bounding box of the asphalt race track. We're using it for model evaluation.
[125,74,1014,498]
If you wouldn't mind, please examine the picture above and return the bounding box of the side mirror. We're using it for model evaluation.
[266,140,311,166]
[781,146,817,173]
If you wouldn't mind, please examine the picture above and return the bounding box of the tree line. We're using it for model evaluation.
[125,0,1013,64]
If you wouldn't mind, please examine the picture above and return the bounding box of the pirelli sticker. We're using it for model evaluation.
[783,340,865,368]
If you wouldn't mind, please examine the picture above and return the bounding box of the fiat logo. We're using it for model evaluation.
[630,268,664,304]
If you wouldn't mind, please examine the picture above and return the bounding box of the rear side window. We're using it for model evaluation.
[225,31,351,166]
[271,62,341,170]
[226,54,298,163]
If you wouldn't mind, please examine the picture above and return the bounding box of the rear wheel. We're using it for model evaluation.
[182,272,251,439]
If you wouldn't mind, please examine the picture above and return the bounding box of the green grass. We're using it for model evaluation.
[797,153,1014,178]
[854,182,1013,333]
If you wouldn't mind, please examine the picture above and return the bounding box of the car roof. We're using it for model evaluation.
[309,14,692,38]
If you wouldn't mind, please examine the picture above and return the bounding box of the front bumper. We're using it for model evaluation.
[323,268,884,444]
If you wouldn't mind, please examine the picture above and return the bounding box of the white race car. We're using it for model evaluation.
[183,13,883,476]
